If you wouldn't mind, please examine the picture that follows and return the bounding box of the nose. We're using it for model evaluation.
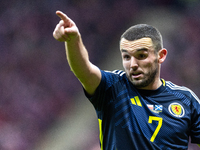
[130,57,138,71]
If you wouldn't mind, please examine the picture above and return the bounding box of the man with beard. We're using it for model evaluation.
[53,11,200,150]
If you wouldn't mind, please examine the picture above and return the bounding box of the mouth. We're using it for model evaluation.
[131,72,143,79]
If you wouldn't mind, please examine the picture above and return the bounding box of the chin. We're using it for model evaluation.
[130,79,145,87]
[130,77,153,89]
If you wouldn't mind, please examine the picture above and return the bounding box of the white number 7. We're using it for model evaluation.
[148,116,163,142]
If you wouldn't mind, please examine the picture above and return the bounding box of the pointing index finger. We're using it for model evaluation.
[56,11,69,23]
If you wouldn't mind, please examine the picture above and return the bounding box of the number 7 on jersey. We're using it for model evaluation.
[148,116,163,142]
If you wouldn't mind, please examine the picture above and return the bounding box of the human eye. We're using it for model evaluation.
[123,54,131,60]
[136,53,148,60]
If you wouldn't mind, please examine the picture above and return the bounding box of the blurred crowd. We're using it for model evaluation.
[0,0,200,149]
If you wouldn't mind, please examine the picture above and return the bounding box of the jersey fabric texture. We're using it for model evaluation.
[84,70,200,150]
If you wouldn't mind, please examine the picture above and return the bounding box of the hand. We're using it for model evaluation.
[53,11,80,42]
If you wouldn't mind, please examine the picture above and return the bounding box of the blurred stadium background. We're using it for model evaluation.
[0,0,200,150]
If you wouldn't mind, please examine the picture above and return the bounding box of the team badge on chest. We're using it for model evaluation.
[168,102,185,117]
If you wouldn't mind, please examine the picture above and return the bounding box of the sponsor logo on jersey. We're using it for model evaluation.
[147,104,163,113]
[168,102,185,117]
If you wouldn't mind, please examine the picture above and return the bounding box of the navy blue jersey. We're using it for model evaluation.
[85,70,200,150]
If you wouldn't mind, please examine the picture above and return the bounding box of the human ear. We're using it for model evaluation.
[158,48,167,64]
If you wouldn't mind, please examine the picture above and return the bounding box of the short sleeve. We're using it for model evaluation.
[84,70,122,111]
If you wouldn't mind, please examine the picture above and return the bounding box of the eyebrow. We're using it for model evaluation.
[121,48,148,53]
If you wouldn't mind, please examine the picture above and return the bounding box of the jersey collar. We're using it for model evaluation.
[136,79,166,96]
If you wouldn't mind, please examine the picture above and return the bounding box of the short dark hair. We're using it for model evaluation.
[121,24,163,52]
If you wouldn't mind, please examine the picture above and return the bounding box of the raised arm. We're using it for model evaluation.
[53,11,101,96]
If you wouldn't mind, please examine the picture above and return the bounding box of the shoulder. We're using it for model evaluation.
[165,81,200,104]
[101,70,126,81]
[99,70,127,89]
[103,70,126,76]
